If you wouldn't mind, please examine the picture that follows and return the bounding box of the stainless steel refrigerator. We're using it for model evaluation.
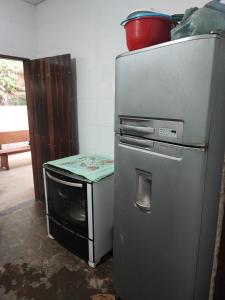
[114,34,225,300]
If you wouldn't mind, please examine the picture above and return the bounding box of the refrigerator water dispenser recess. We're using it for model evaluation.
[135,170,152,213]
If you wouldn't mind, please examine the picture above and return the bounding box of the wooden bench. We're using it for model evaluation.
[0,130,31,170]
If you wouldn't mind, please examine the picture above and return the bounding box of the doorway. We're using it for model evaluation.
[0,57,35,212]
[0,53,77,204]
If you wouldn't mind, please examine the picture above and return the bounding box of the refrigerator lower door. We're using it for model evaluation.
[114,138,207,300]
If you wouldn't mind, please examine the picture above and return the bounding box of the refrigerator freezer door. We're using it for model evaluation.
[115,35,225,146]
[114,138,207,300]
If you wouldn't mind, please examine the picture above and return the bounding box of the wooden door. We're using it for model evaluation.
[24,54,77,202]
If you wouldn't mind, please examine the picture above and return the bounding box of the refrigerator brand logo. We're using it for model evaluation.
[159,128,177,139]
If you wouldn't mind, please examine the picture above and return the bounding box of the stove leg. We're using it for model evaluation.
[48,233,54,240]
[88,260,99,268]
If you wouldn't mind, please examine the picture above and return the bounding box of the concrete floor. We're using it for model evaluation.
[0,154,114,300]
[0,152,35,211]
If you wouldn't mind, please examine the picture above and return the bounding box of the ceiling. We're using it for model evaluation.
[20,0,47,5]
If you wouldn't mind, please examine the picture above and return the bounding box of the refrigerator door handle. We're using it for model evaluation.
[120,124,155,135]
[120,136,154,149]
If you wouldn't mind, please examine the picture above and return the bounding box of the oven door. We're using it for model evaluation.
[45,169,88,238]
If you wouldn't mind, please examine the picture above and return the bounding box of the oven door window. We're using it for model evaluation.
[46,170,88,238]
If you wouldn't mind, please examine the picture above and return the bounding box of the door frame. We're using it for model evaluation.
[0,53,77,203]
[213,166,225,300]
[0,54,36,198]
[0,54,30,62]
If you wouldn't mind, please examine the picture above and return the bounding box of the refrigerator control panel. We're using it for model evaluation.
[159,128,178,139]
[119,117,184,144]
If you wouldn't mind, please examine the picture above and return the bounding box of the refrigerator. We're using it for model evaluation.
[114,34,225,300]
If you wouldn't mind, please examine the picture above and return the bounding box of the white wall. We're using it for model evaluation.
[0,106,29,149]
[36,0,207,157]
[0,0,36,58]
[0,106,29,132]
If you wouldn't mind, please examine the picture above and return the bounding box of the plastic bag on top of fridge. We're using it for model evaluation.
[172,0,225,40]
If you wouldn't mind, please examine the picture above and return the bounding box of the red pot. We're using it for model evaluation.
[124,16,174,51]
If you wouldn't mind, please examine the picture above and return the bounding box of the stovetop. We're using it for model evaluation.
[43,154,114,183]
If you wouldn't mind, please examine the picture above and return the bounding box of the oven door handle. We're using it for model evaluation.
[46,172,83,188]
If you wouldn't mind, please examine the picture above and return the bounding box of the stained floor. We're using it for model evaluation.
[0,200,114,300]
